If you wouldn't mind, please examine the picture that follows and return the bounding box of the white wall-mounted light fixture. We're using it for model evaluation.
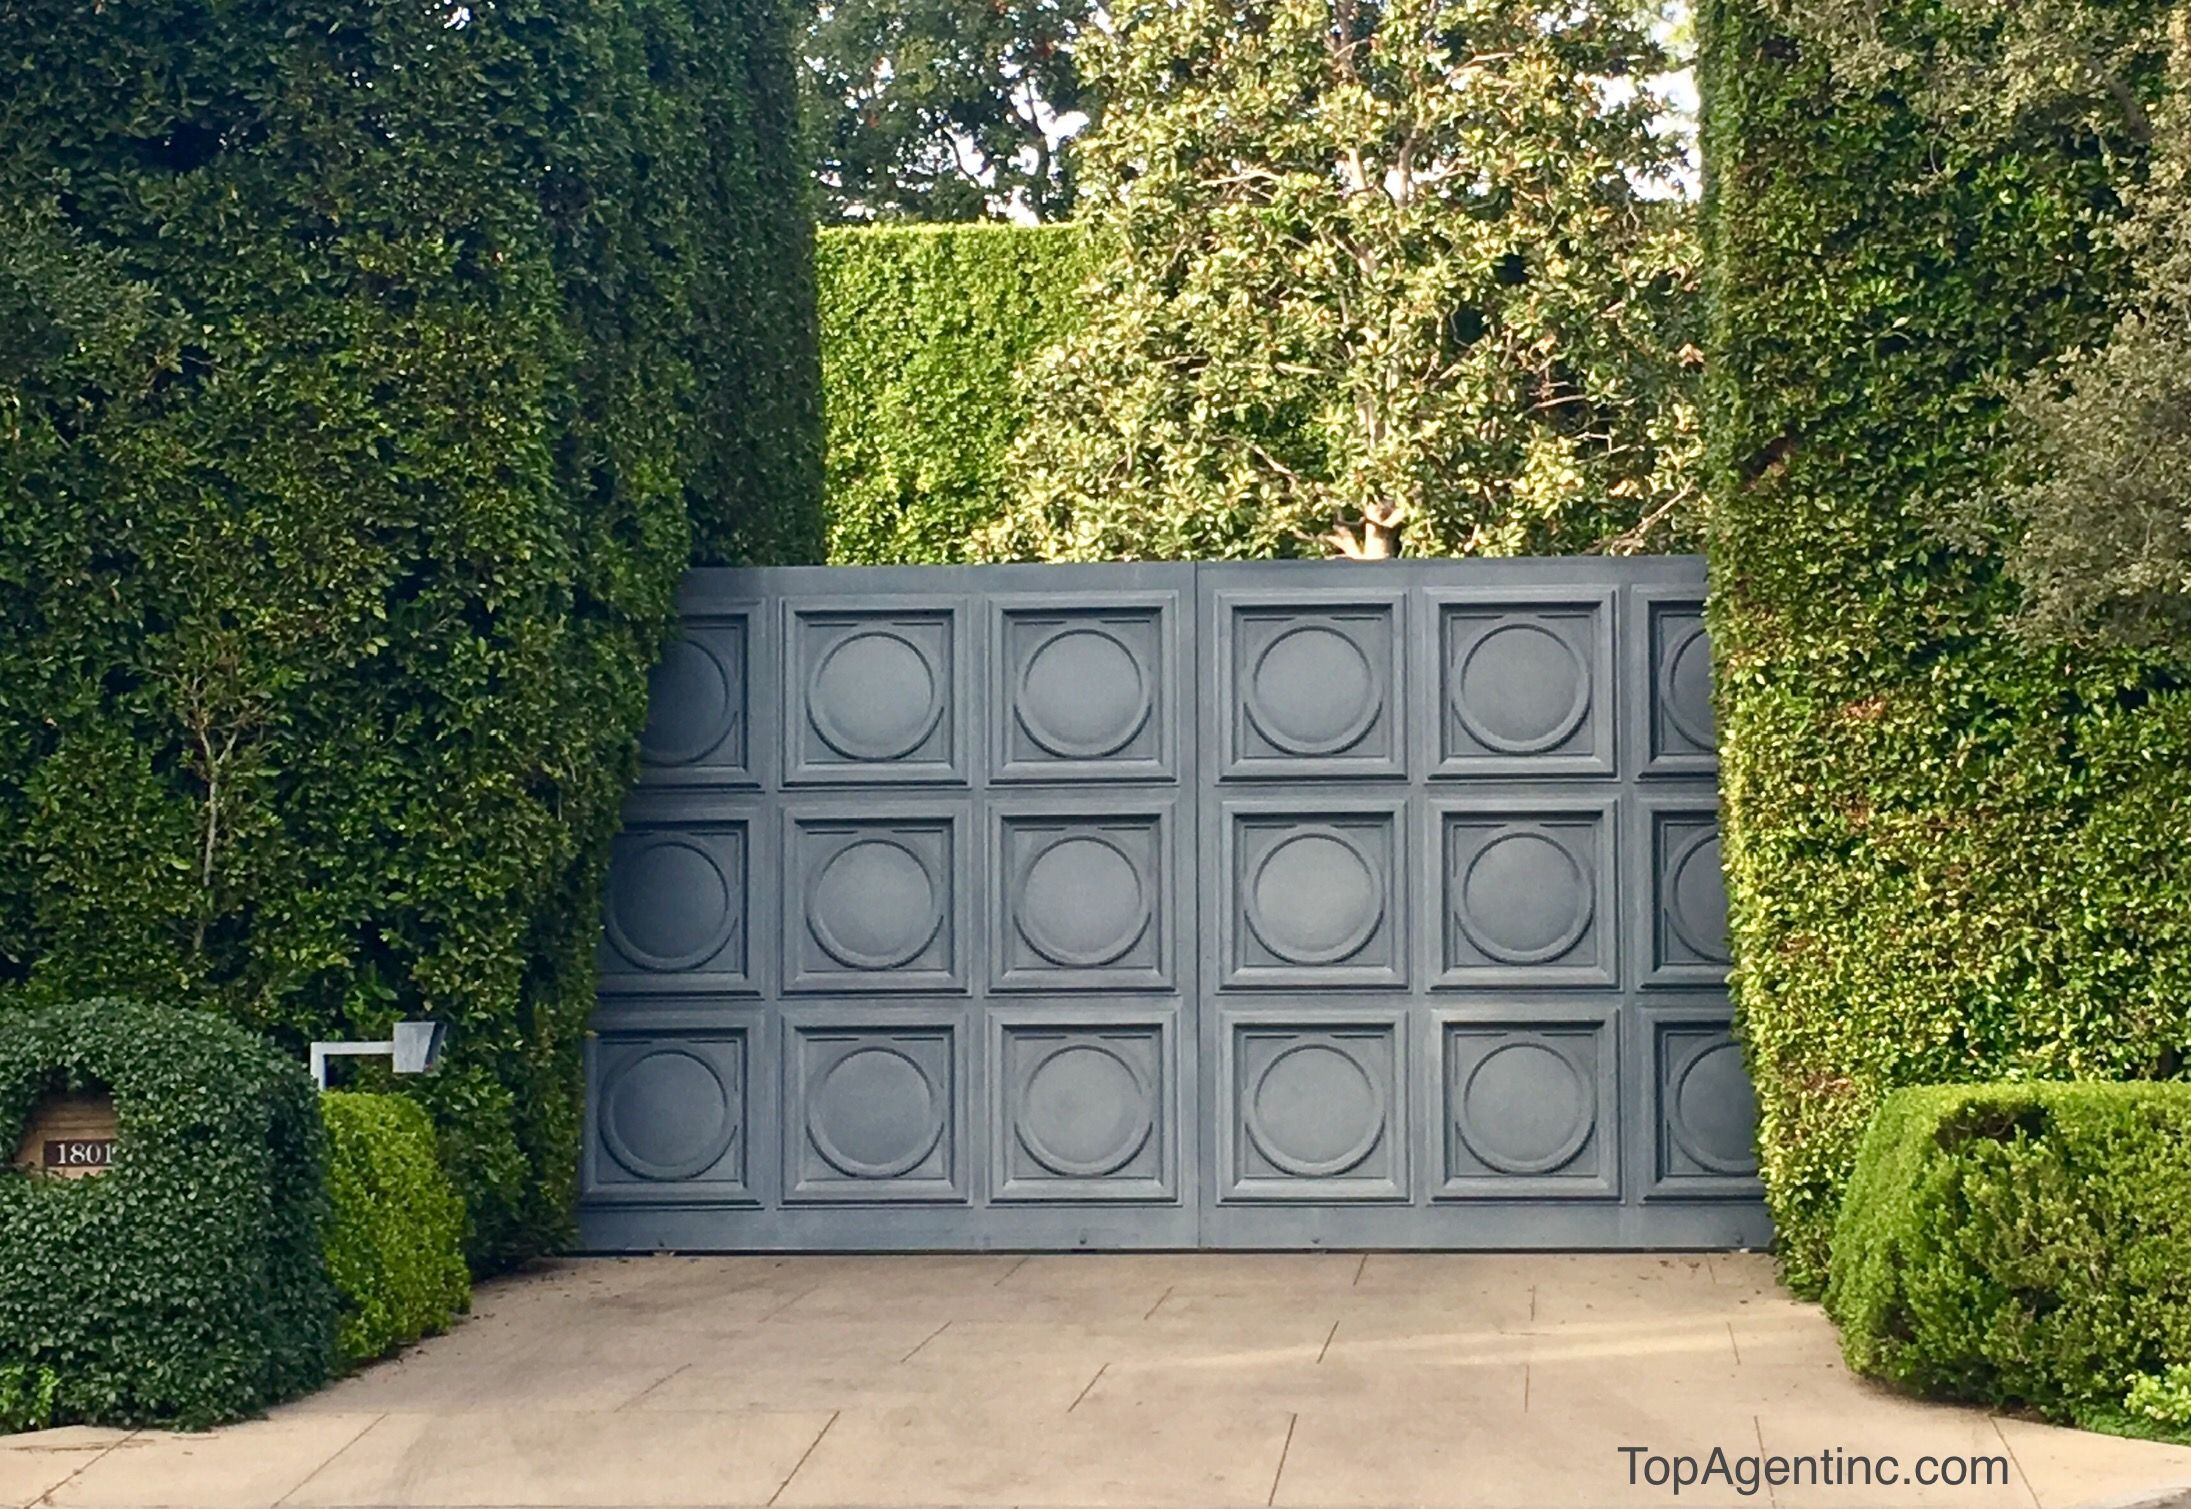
[309,1021,449,1090]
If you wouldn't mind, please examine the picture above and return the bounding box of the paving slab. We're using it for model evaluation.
[49,1415,383,1509]
[283,1408,836,1508]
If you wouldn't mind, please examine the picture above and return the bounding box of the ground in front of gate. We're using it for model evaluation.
[9,1254,2191,1509]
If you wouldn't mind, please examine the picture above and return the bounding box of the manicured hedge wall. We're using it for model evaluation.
[819,224,1097,563]
[0,0,820,1268]
[685,0,827,566]
[1698,0,2191,1290]
[0,1001,334,1429]
[322,1092,470,1367]
[1828,1083,2191,1440]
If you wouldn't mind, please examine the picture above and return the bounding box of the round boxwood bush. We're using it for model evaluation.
[1828,1082,2191,1440]
[0,1000,335,1428]
[322,1091,469,1366]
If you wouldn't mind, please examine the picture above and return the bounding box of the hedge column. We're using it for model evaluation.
[1698,0,2191,1289]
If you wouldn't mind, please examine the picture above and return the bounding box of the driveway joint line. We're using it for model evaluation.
[1267,1412,1298,1507]
[30,1429,137,1508]
[1068,1362,1108,1412]
[766,1409,839,1507]
[619,1361,692,1410]
[1316,1320,1339,1364]
[1352,1254,1367,1287]
[993,1256,1030,1287]
[900,1322,950,1362]
[272,1411,388,1507]
[1726,1320,1742,1364]
[1143,1285,1173,1321]
[1991,1414,2043,1509]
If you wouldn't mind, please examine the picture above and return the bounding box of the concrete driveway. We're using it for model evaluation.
[8,1253,2191,1509]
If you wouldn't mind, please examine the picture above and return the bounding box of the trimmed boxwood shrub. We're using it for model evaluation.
[1697,0,2191,1290]
[1828,1083,2191,1441]
[321,1092,469,1368]
[0,0,822,1268]
[0,1000,335,1429]
[819,224,1097,563]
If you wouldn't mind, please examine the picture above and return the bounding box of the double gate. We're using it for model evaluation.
[578,558,1768,1251]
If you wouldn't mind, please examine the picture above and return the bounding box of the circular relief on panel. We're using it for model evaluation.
[640,637,738,767]
[1245,1041,1385,1178]
[1668,1039,1759,1176]
[1665,829,1731,964]
[604,837,736,972]
[600,1048,737,1181]
[1016,1042,1156,1178]
[808,1045,945,1180]
[1453,621,1590,754]
[807,839,945,970]
[1456,1037,1593,1176]
[1244,827,1384,966]
[1455,827,1592,966]
[808,629,944,761]
[1016,627,1152,760]
[1015,835,1151,968]
[1662,623,1715,750]
[1244,624,1382,757]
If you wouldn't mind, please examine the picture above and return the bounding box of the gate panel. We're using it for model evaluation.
[1195,559,1767,1249]
[580,564,1199,1251]
[578,557,1768,1252]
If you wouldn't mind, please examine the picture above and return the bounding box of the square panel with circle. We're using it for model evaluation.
[598,819,751,993]
[785,1021,966,1203]
[1219,597,1403,777]
[637,613,754,786]
[784,604,965,784]
[1434,593,1613,776]
[1219,1014,1407,1202]
[784,810,966,993]
[584,1031,751,1202]
[991,1016,1175,1202]
[1640,801,1731,987]
[1220,802,1406,989]
[1435,801,1614,988]
[1437,1009,1616,1199]
[1641,592,1716,776]
[993,808,1169,992]
[1641,1009,1761,1198]
[994,603,1173,781]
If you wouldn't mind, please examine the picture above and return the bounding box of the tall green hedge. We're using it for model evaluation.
[1698,0,2191,1291]
[0,0,820,1269]
[819,223,1097,563]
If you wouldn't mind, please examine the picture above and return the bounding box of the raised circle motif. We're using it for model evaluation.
[1015,1042,1156,1178]
[1016,626,1152,760]
[604,836,737,972]
[1661,622,1716,751]
[639,637,739,767]
[808,629,944,761]
[1664,829,1731,964]
[1667,1038,1759,1176]
[1244,1040,1386,1178]
[808,1045,945,1180]
[1015,835,1150,968]
[807,838,945,971]
[600,1048,737,1181]
[1455,827,1593,965]
[1243,826,1384,966]
[1455,1037,1592,1176]
[1452,621,1590,754]
[1243,624,1382,757]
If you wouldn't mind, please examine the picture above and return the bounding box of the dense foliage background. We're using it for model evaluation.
[0,0,821,1268]
[1700,0,2191,1290]
[819,224,1096,562]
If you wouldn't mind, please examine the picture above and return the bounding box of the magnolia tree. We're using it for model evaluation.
[979,0,1700,561]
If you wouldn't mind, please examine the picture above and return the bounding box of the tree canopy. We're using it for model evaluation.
[977,0,1702,561]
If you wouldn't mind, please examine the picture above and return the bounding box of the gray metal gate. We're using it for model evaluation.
[578,558,1768,1251]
